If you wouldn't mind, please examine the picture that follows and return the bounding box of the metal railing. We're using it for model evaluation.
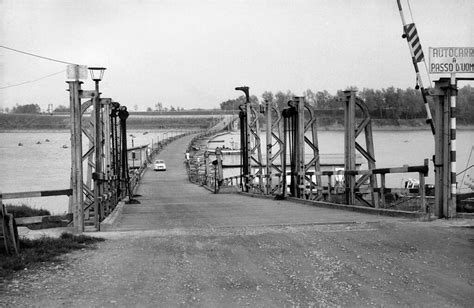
[217,160,430,213]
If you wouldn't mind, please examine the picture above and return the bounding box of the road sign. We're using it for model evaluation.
[429,47,474,74]
[67,64,88,80]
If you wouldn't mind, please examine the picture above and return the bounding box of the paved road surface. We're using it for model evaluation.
[1,134,473,307]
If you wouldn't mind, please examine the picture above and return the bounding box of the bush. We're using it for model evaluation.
[5,204,51,218]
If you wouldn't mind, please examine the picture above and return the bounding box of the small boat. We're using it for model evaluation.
[18,142,23,146]
[62,145,68,149]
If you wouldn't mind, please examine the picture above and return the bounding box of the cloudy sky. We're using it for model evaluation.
[1,0,473,111]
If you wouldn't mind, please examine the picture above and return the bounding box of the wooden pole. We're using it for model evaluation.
[265,101,272,195]
[67,81,84,233]
[344,91,356,205]
[432,78,452,218]
[380,174,386,208]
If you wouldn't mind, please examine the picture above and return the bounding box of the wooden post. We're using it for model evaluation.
[380,174,386,208]
[432,78,452,218]
[327,174,332,202]
[419,171,426,214]
[265,100,272,195]
[67,81,84,233]
[344,91,356,205]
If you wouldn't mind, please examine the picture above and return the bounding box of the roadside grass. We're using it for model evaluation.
[0,232,105,278]
[6,204,51,218]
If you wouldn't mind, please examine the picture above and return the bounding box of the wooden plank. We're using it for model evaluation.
[1,189,72,200]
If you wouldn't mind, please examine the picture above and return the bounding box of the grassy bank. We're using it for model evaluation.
[0,233,104,278]
[0,113,217,130]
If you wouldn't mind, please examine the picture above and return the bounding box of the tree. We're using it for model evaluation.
[220,95,246,110]
[12,103,41,114]
[155,102,163,112]
[53,105,70,112]
[303,89,317,108]
[261,91,274,103]
[274,90,294,110]
[315,90,333,109]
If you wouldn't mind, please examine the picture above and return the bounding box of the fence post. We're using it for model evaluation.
[380,174,386,208]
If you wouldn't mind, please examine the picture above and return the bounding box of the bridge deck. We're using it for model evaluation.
[108,135,395,232]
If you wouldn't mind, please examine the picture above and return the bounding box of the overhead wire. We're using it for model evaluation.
[0,45,79,65]
[0,70,66,90]
[0,45,83,89]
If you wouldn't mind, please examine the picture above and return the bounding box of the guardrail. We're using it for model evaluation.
[218,160,430,213]
[1,188,73,254]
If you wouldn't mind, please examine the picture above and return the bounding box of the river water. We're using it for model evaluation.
[1,129,473,214]
[0,129,188,214]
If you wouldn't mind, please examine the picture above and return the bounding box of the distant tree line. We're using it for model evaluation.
[220,85,474,123]
[10,103,41,114]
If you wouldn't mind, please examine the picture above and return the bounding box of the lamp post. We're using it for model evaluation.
[89,67,106,230]
[235,86,250,192]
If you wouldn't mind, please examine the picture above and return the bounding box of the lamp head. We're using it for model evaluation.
[89,67,106,82]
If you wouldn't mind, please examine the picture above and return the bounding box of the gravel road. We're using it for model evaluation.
[1,134,473,307]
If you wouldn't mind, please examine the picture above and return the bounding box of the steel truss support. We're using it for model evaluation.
[236,87,264,193]
[282,97,321,199]
[68,80,127,232]
[264,100,285,195]
[343,91,378,207]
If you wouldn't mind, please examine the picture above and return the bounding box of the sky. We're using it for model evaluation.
[1,0,473,111]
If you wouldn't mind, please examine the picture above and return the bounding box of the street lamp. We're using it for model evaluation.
[89,67,106,92]
[89,66,106,229]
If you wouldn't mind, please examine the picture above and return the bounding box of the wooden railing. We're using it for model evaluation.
[1,188,73,254]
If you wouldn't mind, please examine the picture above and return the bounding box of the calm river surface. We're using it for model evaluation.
[1,129,473,214]
[0,129,187,214]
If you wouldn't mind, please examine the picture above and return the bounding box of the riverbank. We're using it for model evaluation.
[2,114,473,131]
[0,113,217,131]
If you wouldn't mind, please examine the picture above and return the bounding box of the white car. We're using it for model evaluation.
[153,159,166,171]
